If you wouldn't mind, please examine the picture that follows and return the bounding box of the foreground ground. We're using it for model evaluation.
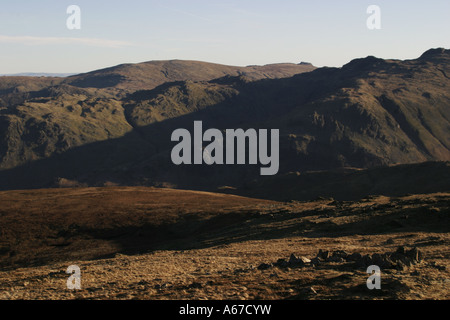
[0,187,448,300]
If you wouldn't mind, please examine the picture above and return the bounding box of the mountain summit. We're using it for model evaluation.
[63,60,316,93]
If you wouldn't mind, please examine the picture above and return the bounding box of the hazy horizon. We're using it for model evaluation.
[1,0,449,74]
[0,49,447,77]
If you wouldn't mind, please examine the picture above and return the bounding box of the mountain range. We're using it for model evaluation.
[0,49,449,199]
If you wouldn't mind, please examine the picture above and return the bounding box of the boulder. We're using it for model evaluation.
[317,249,330,260]
[274,259,289,268]
[257,263,272,271]
[289,254,311,267]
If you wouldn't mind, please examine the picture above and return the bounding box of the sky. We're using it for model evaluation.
[0,0,449,74]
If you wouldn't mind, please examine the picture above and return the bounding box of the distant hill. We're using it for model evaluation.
[0,59,316,171]
[64,60,316,94]
[0,50,449,199]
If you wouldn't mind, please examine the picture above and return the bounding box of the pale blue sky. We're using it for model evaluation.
[0,0,449,73]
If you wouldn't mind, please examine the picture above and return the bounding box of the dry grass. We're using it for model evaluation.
[0,187,448,300]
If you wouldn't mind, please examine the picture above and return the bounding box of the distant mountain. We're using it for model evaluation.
[64,60,316,94]
[0,60,316,171]
[0,50,449,198]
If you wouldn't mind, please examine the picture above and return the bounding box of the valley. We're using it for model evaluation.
[0,49,449,301]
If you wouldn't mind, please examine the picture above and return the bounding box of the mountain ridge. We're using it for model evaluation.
[63,59,317,94]
[0,48,449,198]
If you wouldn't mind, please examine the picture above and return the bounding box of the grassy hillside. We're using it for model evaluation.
[0,50,449,197]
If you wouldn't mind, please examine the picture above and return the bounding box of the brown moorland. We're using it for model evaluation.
[0,187,448,300]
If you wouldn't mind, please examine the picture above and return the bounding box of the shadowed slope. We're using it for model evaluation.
[0,49,449,193]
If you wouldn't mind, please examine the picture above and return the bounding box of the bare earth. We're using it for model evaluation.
[0,187,448,300]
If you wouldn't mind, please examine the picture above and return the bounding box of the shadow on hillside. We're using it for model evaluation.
[77,198,450,256]
[0,72,354,193]
[1,189,448,270]
[0,71,449,201]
